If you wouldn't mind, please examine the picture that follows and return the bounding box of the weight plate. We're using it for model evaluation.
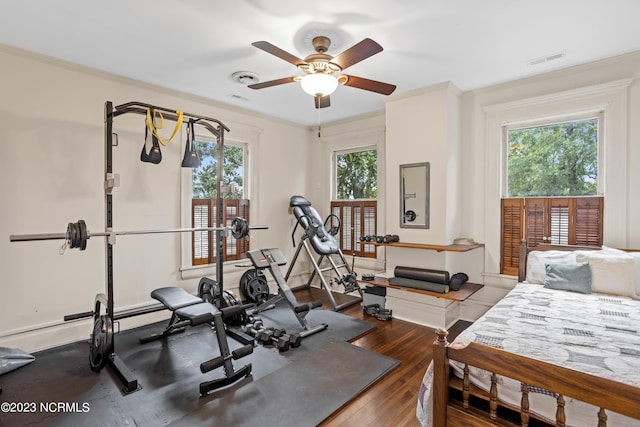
[197,277,218,304]
[89,314,113,372]
[67,221,78,249]
[78,219,88,250]
[222,290,247,326]
[239,269,269,304]
[231,217,249,239]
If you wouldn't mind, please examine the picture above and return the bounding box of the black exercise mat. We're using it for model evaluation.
[170,341,400,427]
[0,300,392,427]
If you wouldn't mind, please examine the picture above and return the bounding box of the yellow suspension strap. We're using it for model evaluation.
[146,108,184,146]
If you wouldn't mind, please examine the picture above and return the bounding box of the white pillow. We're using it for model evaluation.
[525,250,577,284]
[627,252,640,299]
[575,251,635,297]
[599,245,630,256]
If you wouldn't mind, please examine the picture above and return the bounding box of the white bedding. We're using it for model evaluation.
[417,282,640,426]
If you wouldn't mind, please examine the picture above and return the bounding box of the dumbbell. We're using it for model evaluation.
[243,319,264,336]
[382,234,399,243]
[286,332,302,348]
[276,329,302,349]
[259,328,290,352]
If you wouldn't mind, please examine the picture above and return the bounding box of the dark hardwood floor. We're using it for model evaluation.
[294,286,471,427]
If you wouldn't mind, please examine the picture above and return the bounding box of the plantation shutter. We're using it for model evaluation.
[501,198,523,276]
[575,197,604,246]
[549,198,571,245]
[330,200,377,258]
[500,196,603,276]
[192,199,212,266]
[524,198,545,248]
[191,199,250,265]
[362,203,377,256]
[342,205,353,252]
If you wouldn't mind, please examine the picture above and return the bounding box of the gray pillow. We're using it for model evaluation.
[543,262,592,294]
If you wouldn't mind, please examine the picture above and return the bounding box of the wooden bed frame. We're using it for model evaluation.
[431,240,640,426]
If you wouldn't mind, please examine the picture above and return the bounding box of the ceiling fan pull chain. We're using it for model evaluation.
[317,100,322,137]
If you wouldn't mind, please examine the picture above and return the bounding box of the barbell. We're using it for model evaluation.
[10,217,264,251]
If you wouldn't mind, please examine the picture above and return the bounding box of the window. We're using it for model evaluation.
[332,148,377,258]
[500,116,604,275]
[191,138,249,265]
[505,116,600,197]
[335,149,377,199]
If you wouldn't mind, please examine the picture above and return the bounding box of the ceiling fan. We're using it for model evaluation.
[248,36,396,108]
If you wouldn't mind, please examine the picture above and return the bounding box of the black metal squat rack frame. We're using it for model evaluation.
[97,101,230,392]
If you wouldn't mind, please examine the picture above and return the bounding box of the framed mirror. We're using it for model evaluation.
[400,162,430,228]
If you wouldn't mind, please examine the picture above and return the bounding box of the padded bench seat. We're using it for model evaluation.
[176,302,220,326]
[144,281,253,396]
[151,286,203,311]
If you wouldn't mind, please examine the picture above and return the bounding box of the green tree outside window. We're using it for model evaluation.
[192,141,244,199]
[336,149,377,200]
[507,118,598,197]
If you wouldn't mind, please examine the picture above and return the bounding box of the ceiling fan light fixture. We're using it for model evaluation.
[300,73,338,97]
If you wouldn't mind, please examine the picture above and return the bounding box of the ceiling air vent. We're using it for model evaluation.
[527,51,566,66]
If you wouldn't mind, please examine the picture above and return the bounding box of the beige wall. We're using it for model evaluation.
[0,46,310,351]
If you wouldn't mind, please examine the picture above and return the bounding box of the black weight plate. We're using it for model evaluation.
[198,277,218,304]
[67,222,77,249]
[246,277,269,304]
[78,219,88,250]
[239,269,269,304]
[89,314,113,373]
[231,217,249,239]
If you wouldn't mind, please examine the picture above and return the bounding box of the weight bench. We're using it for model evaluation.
[249,248,328,339]
[140,285,253,396]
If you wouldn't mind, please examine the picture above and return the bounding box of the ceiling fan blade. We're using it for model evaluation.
[330,38,383,70]
[314,94,330,109]
[248,76,298,90]
[339,75,396,95]
[251,41,306,67]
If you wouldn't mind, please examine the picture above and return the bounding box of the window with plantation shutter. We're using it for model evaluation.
[189,134,249,267]
[192,199,249,265]
[332,146,377,258]
[331,200,377,258]
[502,115,604,276]
[500,196,603,275]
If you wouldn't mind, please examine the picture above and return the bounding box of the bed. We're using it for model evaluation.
[416,241,640,426]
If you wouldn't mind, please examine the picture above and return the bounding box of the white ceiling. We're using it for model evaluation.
[1,0,640,126]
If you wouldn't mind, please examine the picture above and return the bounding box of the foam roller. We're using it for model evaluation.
[388,277,449,293]
[393,266,450,284]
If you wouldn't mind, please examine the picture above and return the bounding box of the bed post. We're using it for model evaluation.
[518,238,527,282]
[433,329,450,425]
